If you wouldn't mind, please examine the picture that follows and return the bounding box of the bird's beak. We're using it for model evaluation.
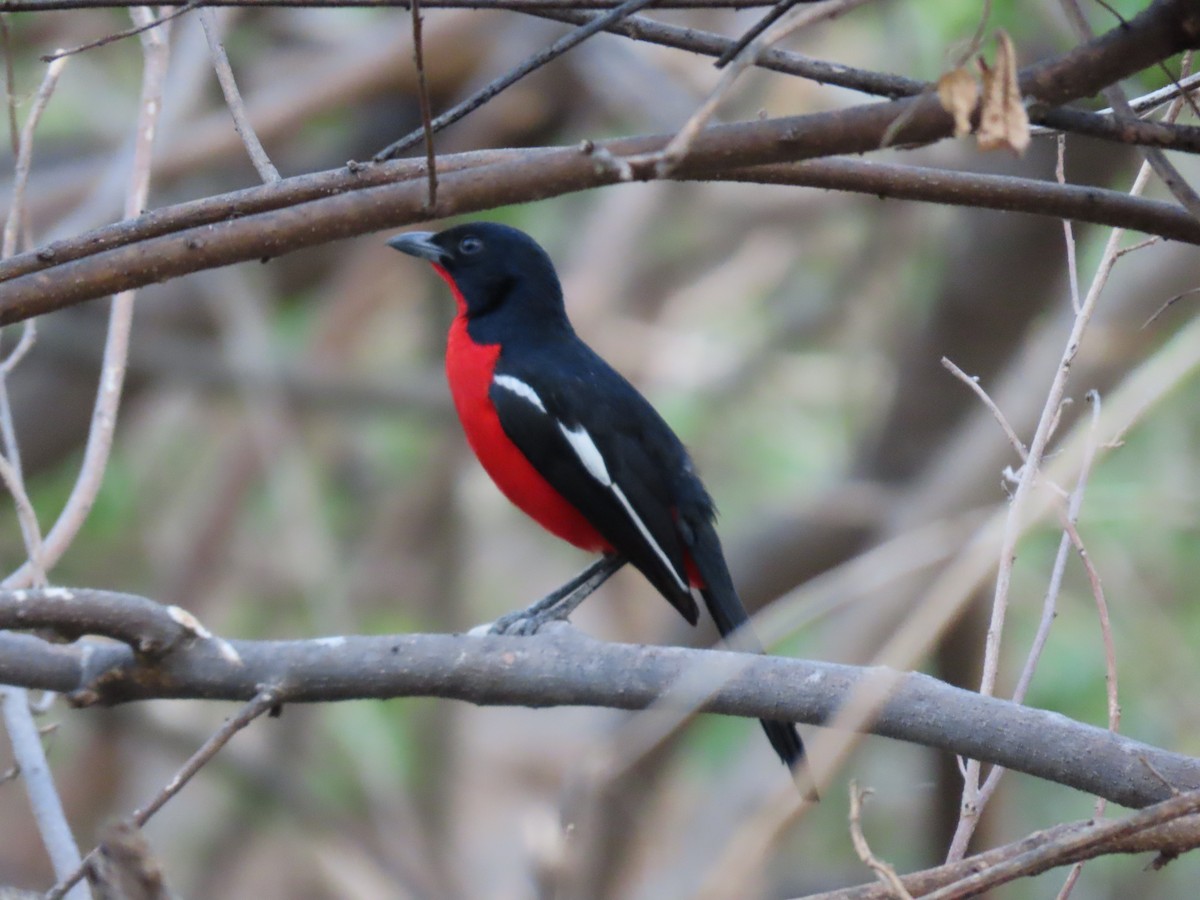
[387,231,448,262]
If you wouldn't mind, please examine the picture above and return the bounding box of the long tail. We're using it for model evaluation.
[699,579,807,770]
[688,523,815,794]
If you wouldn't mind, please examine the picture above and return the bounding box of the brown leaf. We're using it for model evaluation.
[937,66,979,138]
[977,30,1030,154]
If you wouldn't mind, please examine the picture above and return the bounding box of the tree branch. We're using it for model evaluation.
[811,794,1200,899]
[3,0,790,8]
[1,0,1196,321]
[0,589,1197,811]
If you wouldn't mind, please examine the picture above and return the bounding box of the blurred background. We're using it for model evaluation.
[2,1,1199,897]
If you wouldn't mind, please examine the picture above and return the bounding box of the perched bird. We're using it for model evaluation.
[389,222,807,775]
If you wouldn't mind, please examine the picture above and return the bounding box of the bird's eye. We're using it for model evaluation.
[459,236,483,255]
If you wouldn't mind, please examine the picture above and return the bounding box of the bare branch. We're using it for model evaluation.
[371,0,663,162]
[810,794,1200,899]
[0,688,87,899]
[198,7,281,183]
[410,0,437,208]
[2,7,170,589]
[39,1,198,61]
[4,0,787,8]
[940,357,1027,461]
[0,616,1198,809]
[533,5,924,97]
[47,687,283,900]
[6,151,1200,325]
[848,782,914,899]
[0,587,201,654]
[10,148,1200,310]
[947,137,1158,865]
[1059,0,1200,219]
[643,0,881,176]
[2,55,67,257]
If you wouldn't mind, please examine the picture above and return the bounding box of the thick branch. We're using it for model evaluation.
[7,152,1200,293]
[0,587,195,654]
[0,591,1198,810]
[721,159,1200,241]
[2,0,1197,320]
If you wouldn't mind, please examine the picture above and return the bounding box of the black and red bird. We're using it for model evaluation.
[389,222,806,773]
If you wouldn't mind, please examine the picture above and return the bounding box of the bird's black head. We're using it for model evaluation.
[388,222,567,328]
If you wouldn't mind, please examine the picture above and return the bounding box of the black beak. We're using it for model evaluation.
[387,231,448,262]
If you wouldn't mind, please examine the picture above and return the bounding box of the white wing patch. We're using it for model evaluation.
[493,374,547,413]
[557,420,611,484]
[558,422,688,594]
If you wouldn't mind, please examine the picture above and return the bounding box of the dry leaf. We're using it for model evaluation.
[977,30,1030,154]
[937,66,979,138]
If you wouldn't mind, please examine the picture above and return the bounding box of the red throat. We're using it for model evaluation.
[435,265,613,554]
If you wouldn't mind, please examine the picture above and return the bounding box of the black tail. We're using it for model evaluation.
[687,523,814,793]
[700,580,808,771]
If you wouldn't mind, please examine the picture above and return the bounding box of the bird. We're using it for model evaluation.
[388,221,808,778]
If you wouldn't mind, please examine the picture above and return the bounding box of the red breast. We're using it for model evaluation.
[436,266,613,554]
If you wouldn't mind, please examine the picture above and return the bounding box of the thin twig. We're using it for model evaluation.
[0,15,19,158]
[955,0,992,67]
[1096,69,1200,118]
[926,791,1200,900]
[46,686,284,900]
[0,451,46,580]
[880,0,991,149]
[410,0,437,208]
[712,0,796,68]
[0,51,59,900]
[534,4,925,97]
[199,7,280,182]
[973,389,1108,838]
[946,152,1157,864]
[848,782,915,899]
[1057,134,1081,313]
[371,0,663,161]
[1059,0,1200,220]
[1117,235,1162,260]
[1057,859,1085,899]
[1004,395,1104,715]
[0,687,87,900]
[2,6,169,590]
[1054,402,1117,898]
[2,56,67,257]
[644,0,879,176]
[1061,402,1120,741]
[941,357,1028,461]
[1141,286,1200,329]
[0,322,38,376]
[39,0,200,60]
[0,48,63,586]
[137,687,284,826]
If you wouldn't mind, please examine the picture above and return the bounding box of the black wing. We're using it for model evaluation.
[494,340,808,772]
[490,343,702,625]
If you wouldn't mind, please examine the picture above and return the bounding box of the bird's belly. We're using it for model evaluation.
[446,319,612,554]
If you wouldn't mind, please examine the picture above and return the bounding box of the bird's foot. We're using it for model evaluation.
[488,605,565,636]
[482,555,626,637]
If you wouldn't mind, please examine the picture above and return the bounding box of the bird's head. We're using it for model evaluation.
[388,222,564,323]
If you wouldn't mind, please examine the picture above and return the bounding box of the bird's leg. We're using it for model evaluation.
[489,554,626,635]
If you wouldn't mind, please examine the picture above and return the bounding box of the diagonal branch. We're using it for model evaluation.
[198,6,281,183]
[811,793,1200,899]
[371,0,665,162]
[1,0,1196,319]
[5,148,1200,327]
